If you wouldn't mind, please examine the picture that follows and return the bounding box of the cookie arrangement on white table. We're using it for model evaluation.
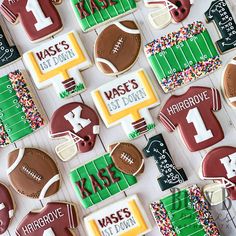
[1,0,236,236]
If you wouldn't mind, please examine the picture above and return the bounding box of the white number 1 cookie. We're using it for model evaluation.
[23,31,91,99]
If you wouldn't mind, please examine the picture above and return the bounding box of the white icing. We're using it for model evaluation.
[26,0,53,31]
[7,148,25,174]
[229,97,236,102]
[39,174,60,199]
[221,152,236,179]
[0,203,5,210]
[186,107,213,143]
[114,22,140,34]
[9,209,14,218]
[93,125,99,134]
[64,106,91,133]
[96,58,119,73]
[43,228,56,236]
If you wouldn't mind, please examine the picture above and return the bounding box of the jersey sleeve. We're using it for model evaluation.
[159,105,177,132]
[0,2,18,24]
[66,204,79,230]
[210,88,222,111]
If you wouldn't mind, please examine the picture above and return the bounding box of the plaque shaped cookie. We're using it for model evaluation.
[205,0,236,54]
[145,21,221,93]
[222,57,236,108]
[84,195,152,236]
[16,202,79,236]
[109,142,145,176]
[143,134,187,191]
[7,148,60,200]
[0,71,45,147]
[200,146,236,205]
[23,31,91,99]
[159,86,224,152]
[92,69,160,140]
[70,153,137,208]
[0,182,14,235]
[49,102,99,161]
[70,0,137,32]
[94,20,141,75]
[144,0,194,29]
[150,185,220,236]
[0,0,63,42]
[0,25,20,68]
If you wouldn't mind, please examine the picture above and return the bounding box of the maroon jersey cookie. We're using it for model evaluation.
[94,20,141,75]
[0,182,14,234]
[0,0,63,42]
[222,57,236,108]
[16,202,79,236]
[201,146,236,204]
[49,102,99,162]
[7,148,60,200]
[109,142,144,176]
[159,86,224,152]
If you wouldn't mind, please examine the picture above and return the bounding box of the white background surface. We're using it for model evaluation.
[0,0,236,235]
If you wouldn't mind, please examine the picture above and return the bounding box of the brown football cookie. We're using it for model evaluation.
[109,142,144,176]
[222,57,236,108]
[7,148,60,200]
[94,20,141,75]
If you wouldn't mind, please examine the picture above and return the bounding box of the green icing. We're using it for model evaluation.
[128,123,156,140]
[70,153,137,209]
[0,75,33,143]
[149,30,219,83]
[59,83,85,99]
[71,0,137,31]
[160,190,205,236]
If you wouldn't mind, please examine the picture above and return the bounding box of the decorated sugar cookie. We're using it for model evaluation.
[143,134,187,191]
[0,71,45,147]
[23,31,91,99]
[0,182,14,235]
[205,0,236,54]
[200,146,236,205]
[94,20,141,75]
[84,195,152,236]
[0,25,20,68]
[0,0,63,42]
[7,148,60,200]
[150,185,220,236]
[159,86,224,152]
[109,142,144,176]
[16,202,79,236]
[70,153,137,208]
[92,69,160,140]
[145,21,221,93]
[49,102,99,161]
[222,57,236,108]
[70,0,137,32]
[144,0,194,29]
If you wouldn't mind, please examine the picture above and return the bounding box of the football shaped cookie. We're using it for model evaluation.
[7,148,60,200]
[222,57,236,108]
[0,182,14,234]
[109,143,144,176]
[49,102,99,161]
[94,21,141,75]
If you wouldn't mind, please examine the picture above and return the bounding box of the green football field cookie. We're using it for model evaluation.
[70,0,137,32]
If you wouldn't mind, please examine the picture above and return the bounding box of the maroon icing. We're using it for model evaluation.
[0,182,14,234]
[202,146,236,200]
[16,202,78,236]
[49,102,99,153]
[0,0,62,42]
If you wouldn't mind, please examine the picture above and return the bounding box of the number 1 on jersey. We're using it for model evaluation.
[26,0,53,31]
[187,107,213,143]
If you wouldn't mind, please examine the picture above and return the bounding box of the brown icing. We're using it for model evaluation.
[95,20,141,75]
[8,148,60,199]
